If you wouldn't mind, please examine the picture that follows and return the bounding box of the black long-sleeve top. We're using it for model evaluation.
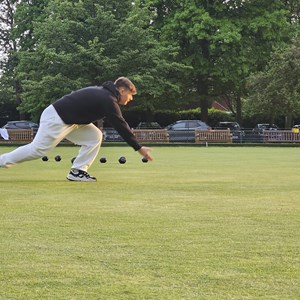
[52,81,141,151]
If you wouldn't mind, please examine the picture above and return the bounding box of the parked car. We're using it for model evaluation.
[135,122,162,129]
[2,120,39,131]
[2,120,39,137]
[216,121,241,131]
[216,121,245,142]
[166,120,211,142]
[253,123,279,134]
[252,123,283,142]
[102,127,123,142]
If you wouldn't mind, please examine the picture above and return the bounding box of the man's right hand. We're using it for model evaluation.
[138,146,154,161]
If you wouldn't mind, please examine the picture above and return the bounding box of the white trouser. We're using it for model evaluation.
[0,105,103,171]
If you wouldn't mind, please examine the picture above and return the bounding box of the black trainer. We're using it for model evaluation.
[66,169,97,182]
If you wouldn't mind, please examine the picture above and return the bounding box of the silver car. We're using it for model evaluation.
[166,120,211,142]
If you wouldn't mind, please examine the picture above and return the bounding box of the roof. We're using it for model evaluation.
[211,101,231,112]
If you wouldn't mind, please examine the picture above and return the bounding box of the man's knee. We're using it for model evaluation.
[29,144,50,158]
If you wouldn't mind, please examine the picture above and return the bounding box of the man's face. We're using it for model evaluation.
[118,88,134,106]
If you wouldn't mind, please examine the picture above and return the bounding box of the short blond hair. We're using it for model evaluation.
[114,77,137,95]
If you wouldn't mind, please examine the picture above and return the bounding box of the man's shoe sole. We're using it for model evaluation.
[66,174,97,182]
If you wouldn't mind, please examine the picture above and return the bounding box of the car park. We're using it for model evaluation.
[135,122,162,129]
[1,120,39,140]
[216,121,241,131]
[166,120,211,142]
[103,122,162,142]
[216,121,245,142]
[252,123,282,142]
[253,123,279,134]
[2,120,39,137]
[102,127,123,142]
[2,120,39,131]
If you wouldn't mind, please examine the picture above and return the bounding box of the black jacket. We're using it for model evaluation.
[52,82,141,151]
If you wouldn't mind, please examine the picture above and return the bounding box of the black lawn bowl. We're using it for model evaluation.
[142,157,148,163]
[42,156,48,162]
[118,156,126,164]
[100,157,107,163]
[55,155,61,162]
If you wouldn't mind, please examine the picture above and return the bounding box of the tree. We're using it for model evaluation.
[14,0,187,120]
[247,38,300,128]
[0,0,20,122]
[281,0,300,23]
[0,0,48,121]
[147,0,294,124]
[106,1,190,115]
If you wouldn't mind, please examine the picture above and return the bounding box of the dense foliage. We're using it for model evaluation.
[0,0,300,127]
[247,38,300,127]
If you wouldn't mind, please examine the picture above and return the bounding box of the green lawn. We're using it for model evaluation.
[0,145,299,299]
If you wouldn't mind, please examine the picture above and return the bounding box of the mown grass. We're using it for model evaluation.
[0,145,299,299]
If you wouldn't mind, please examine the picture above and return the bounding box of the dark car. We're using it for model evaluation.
[217,121,241,131]
[252,123,282,142]
[216,121,244,142]
[102,122,163,142]
[253,123,279,134]
[135,122,162,129]
[2,120,39,132]
[102,127,123,142]
[166,120,211,142]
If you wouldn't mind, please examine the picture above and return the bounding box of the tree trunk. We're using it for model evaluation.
[200,96,209,122]
[13,79,24,120]
[285,114,292,129]
[198,79,209,122]
[236,94,242,124]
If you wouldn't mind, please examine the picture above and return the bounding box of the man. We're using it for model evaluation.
[0,77,153,181]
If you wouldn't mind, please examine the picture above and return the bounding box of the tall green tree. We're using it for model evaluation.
[0,0,20,121]
[148,0,293,123]
[0,0,48,121]
[15,0,187,120]
[16,0,113,118]
[247,38,300,127]
[105,1,190,115]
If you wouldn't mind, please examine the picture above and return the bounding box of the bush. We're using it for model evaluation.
[207,109,234,127]
[122,107,234,128]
